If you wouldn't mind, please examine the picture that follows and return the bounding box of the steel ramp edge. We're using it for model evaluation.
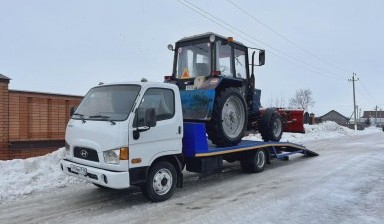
[269,144,319,158]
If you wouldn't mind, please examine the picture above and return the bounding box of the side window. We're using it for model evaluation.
[216,40,233,76]
[234,48,246,78]
[139,88,175,122]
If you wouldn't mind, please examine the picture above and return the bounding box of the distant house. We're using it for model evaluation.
[319,110,349,126]
[361,110,384,126]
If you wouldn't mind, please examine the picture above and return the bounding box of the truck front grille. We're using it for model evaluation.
[74,147,99,162]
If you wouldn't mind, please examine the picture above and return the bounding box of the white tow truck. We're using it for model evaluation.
[60,79,317,202]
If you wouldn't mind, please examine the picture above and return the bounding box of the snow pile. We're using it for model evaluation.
[0,148,85,200]
[0,121,381,200]
[244,121,382,143]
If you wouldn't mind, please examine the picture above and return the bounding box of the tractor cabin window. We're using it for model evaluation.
[234,48,246,78]
[216,40,233,77]
[176,42,211,79]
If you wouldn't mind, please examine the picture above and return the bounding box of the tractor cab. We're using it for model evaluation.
[167,32,264,92]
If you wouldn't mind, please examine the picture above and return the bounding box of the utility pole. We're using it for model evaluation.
[359,107,362,124]
[374,105,379,125]
[348,73,359,130]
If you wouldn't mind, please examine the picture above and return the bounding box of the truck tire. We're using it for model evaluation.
[240,149,267,173]
[141,161,177,202]
[259,109,283,142]
[207,88,247,147]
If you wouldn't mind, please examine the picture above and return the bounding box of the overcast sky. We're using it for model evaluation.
[1,0,383,117]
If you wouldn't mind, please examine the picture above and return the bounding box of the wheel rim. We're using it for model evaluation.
[256,150,265,168]
[272,117,282,138]
[152,168,173,196]
[221,95,245,139]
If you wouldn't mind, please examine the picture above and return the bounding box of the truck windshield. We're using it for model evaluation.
[176,42,211,79]
[73,85,140,121]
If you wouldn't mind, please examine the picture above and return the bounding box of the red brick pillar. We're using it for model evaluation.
[0,74,10,160]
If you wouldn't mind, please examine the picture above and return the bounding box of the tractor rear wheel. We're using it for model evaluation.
[207,88,247,147]
[259,109,283,142]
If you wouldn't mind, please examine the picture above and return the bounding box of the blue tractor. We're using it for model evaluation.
[165,33,304,147]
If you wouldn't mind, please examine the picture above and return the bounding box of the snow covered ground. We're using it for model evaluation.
[0,121,381,201]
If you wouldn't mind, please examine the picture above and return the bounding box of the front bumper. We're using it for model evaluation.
[60,159,130,189]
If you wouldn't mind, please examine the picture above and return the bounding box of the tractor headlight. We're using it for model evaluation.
[209,34,215,42]
[103,147,129,165]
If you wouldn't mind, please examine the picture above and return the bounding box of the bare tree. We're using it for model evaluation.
[289,89,315,111]
[265,95,286,108]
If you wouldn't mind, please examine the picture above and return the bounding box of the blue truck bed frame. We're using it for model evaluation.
[182,122,319,159]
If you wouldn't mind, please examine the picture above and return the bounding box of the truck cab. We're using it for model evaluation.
[61,80,184,201]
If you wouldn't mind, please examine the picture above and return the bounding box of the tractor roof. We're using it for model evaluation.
[177,32,245,47]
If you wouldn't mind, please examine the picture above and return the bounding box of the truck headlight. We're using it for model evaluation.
[103,147,129,165]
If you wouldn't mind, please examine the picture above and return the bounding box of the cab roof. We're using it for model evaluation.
[177,32,245,47]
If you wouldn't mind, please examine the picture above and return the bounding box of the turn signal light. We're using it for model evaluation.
[131,158,142,164]
[227,37,234,42]
[120,147,129,160]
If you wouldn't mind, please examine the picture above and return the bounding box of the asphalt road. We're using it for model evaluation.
[1,133,383,224]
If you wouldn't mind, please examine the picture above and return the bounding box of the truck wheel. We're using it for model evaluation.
[240,149,267,173]
[207,88,247,147]
[259,109,283,142]
[141,161,177,202]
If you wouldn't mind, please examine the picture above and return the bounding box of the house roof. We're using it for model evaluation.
[0,74,11,80]
[0,74,11,83]
[319,110,349,120]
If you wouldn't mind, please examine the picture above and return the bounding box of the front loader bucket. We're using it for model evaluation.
[180,89,215,121]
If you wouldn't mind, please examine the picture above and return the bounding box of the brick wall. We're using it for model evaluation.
[0,76,83,160]
[0,79,10,160]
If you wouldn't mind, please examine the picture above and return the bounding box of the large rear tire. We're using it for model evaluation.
[141,161,177,202]
[207,88,247,147]
[259,109,283,142]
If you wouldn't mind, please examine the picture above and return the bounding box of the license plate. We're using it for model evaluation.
[70,164,87,176]
[185,85,195,90]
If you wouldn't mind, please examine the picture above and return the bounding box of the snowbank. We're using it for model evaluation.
[0,148,85,200]
[244,121,382,143]
[0,121,381,200]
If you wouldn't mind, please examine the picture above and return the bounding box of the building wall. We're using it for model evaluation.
[0,80,10,160]
[0,81,82,160]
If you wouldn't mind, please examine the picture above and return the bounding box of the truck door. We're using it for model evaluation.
[128,87,182,169]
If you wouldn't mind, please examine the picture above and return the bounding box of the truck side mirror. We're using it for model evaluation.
[259,50,265,66]
[70,106,78,117]
[133,107,157,140]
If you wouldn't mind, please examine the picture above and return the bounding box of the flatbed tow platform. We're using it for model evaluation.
[183,122,319,160]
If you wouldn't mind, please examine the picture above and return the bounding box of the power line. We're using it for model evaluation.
[358,79,379,102]
[226,0,351,75]
[177,0,346,80]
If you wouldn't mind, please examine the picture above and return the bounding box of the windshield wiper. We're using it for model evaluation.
[73,113,86,123]
[89,115,116,125]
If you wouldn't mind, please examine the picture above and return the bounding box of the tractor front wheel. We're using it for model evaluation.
[207,88,247,147]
